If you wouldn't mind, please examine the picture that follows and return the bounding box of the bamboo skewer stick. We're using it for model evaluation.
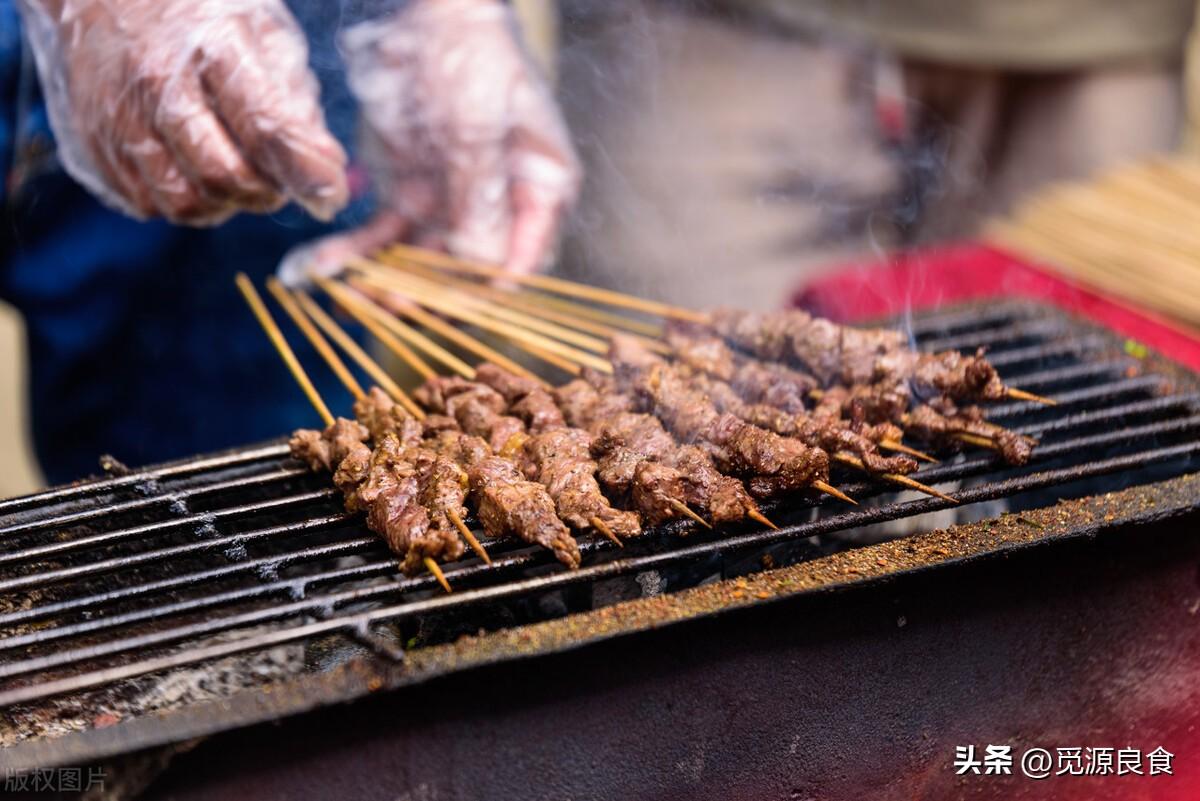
[382,257,672,354]
[589,517,623,547]
[504,286,664,337]
[344,289,476,380]
[317,277,437,382]
[746,509,779,530]
[878,440,938,463]
[267,279,365,402]
[364,260,615,355]
[290,287,490,567]
[236,274,333,427]
[1005,388,1057,406]
[832,454,957,504]
[382,242,711,323]
[291,289,425,420]
[425,561,453,594]
[352,268,612,374]
[668,499,713,530]
[352,260,617,361]
[347,277,544,384]
[448,509,491,565]
[374,249,666,337]
[236,274,451,591]
[811,480,857,506]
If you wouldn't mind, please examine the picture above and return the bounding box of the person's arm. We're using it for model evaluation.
[15,0,349,225]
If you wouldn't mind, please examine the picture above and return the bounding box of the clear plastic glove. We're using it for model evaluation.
[16,0,349,225]
[278,0,580,285]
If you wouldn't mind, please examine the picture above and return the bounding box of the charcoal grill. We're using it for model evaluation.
[3,301,1200,799]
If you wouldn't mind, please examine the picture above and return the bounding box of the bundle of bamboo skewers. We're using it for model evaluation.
[986,153,1200,335]
[236,243,1054,593]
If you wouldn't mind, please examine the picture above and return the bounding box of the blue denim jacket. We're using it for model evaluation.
[0,1,387,484]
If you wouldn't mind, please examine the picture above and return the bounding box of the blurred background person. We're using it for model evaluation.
[556,0,1194,308]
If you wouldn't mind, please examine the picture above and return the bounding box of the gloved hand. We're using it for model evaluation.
[278,0,580,284]
[16,0,349,225]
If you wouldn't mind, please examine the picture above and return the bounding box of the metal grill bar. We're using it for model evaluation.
[0,467,311,539]
[0,540,384,629]
[986,336,1109,368]
[0,513,349,593]
[920,318,1069,352]
[0,444,288,517]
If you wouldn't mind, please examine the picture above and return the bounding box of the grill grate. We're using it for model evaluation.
[2,301,1199,754]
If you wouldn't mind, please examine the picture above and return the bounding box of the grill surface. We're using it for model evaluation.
[2,300,1199,770]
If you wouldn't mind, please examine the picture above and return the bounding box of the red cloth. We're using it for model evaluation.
[791,244,1200,372]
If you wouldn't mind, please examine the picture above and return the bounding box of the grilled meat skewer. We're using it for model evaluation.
[677,368,919,475]
[554,377,768,526]
[710,307,1008,402]
[609,336,832,500]
[417,372,641,553]
[473,364,643,538]
[812,384,1035,465]
[665,324,816,414]
[289,416,466,574]
[669,323,1032,466]
[366,386,582,568]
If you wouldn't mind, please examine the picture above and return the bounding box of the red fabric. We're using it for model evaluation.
[791,243,1200,372]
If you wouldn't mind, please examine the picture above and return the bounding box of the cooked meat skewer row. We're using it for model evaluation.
[553,375,773,528]
[811,384,1036,465]
[241,273,461,588]
[436,365,643,541]
[666,320,1031,466]
[708,307,1053,405]
[664,324,934,462]
[664,326,925,474]
[290,414,469,577]
[677,368,920,476]
[412,378,584,566]
[608,336,851,503]
[475,363,716,530]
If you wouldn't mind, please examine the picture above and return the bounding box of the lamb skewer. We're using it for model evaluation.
[239,274,457,590]
[412,376,585,564]
[553,375,775,529]
[474,363,712,531]
[667,319,1031,466]
[708,307,1055,406]
[419,369,641,544]
[607,335,853,505]
[810,384,1036,465]
[664,324,936,463]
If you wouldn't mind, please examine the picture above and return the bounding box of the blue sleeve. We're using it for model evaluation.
[0,0,21,208]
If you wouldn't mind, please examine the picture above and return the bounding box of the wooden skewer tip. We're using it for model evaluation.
[424,557,453,593]
[882,473,959,504]
[447,509,491,565]
[813,480,857,506]
[590,517,624,547]
[879,439,939,463]
[667,499,713,530]
[746,508,780,530]
[1006,388,1058,406]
